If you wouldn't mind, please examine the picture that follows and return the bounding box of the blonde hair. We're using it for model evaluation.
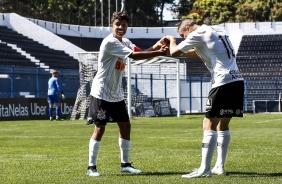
[178,18,196,30]
[52,70,59,75]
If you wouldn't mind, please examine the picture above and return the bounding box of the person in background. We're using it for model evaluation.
[167,18,244,178]
[47,70,65,121]
[86,11,169,177]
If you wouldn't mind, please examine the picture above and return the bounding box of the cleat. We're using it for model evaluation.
[87,166,101,177]
[211,166,226,175]
[120,163,142,174]
[182,168,212,178]
[86,118,93,125]
[50,117,53,121]
[56,118,64,121]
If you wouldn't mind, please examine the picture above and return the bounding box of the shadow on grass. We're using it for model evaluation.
[118,171,282,177]
[226,172,282,177]
[185,116,200,119]
[119,171,188,176]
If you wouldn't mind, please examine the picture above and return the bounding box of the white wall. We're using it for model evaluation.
[27,18,282,39]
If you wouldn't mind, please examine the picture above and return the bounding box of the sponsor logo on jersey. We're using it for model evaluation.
[115,60,126,71]
[229,70,243,80]
[219,108,243,116]
[219,109,233,115]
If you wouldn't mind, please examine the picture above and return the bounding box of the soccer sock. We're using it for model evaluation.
[214,130,231,168]
[199,130,217,172]
[89,138,101,167]
[49,107,53,118]
[119,138,130,163]
[56,107,60,118]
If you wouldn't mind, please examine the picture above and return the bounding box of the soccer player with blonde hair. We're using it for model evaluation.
[167,18,244,178]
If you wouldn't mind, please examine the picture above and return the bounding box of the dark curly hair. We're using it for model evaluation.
[111,11,129,24]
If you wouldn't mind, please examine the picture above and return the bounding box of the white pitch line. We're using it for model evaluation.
[254,118,282,124]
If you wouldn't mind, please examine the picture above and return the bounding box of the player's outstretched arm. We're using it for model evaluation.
[167,36,199,59]
[167,35,183,57]
[146,36,170,51]
[181,49,200,59]
[129,45,169,60]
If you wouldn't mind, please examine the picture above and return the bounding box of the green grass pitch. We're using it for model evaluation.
[0,113,282,184]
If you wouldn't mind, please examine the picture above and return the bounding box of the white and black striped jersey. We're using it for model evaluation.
[177,25,244,89]
[90,33,134,102]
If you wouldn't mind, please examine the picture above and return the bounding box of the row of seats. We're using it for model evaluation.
[247,80,282,84]
[248,90,278,94]
[242,72,282,76]
[0,43,35,67]
[241,37,282,42]
[240,41,282,46]
[239,46,282,50]
[237,51,282,55]
[237,55,282,59]
[240,67,282,72]
[238,59,282,64]
[239,63,282,68]
[249,86,279,90]
[0,26,78,69]
[0,58,37,67]
[237,34,282,111]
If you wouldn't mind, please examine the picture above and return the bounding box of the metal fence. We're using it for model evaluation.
[0,65,251,113]
[0,66,79,98]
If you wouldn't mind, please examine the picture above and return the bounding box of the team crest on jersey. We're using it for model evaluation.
[97,109,106,120]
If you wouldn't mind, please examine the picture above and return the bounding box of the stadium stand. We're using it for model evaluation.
[0,25,79,70]
[0,42,35,67]
[236,34,282,109]
[58,35,103,52]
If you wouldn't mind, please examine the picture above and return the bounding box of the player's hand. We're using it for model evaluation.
[62,94,65,100]
[152,36,170,50]
[164,35,174,42]
[159,45,170,56]
[160,36,170,46]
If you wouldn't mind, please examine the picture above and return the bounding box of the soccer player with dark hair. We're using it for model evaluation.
[47,70,65,121]
[86,11,169,177]
[167,18,244,178]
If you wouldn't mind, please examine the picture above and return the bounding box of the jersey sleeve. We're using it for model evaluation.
[123,38,142,51]
[105,38,133,60]
[55,79,63,94]
[177,30,204,53]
